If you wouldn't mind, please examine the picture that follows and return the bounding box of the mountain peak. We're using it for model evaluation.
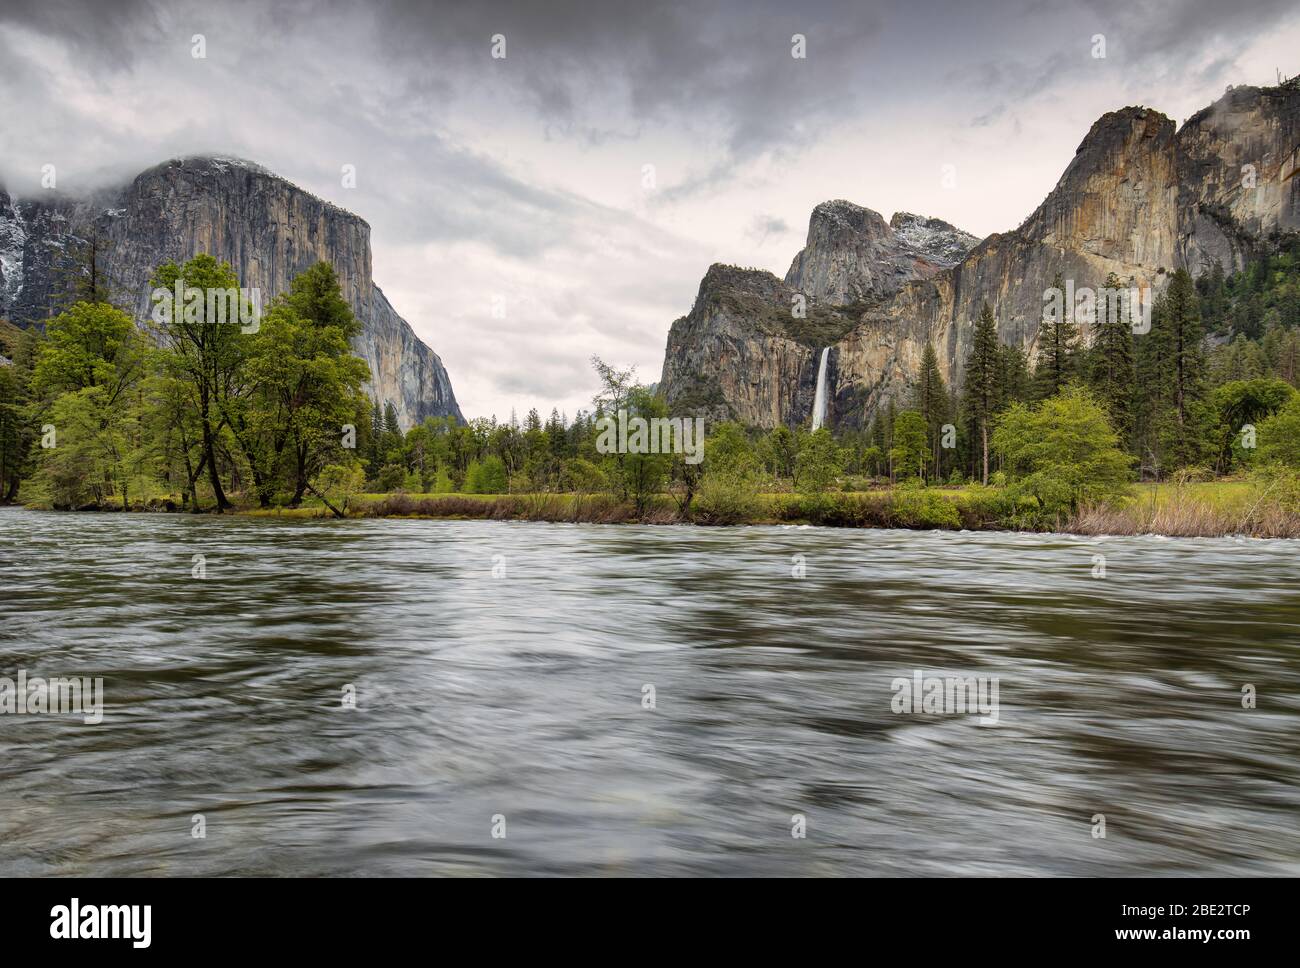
[786,200,978,304]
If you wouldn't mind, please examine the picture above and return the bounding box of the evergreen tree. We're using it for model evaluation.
[1165,268,1210,468]
[1135,269,1211,474]
[911,342,949,478]
[996,343,1032,409]
[962,302,1000,484]
[1088,272,1136,447]
[1032,272,1080,399]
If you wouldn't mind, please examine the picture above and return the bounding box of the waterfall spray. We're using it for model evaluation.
[811,347,830,431]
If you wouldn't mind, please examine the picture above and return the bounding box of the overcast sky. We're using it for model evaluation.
[1,0,1297,420]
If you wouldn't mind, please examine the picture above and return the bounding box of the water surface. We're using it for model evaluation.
[1,508,1297,875]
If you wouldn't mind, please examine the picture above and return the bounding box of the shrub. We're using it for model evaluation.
[563,457,607,493]
[889,489,961,529]
[692,470,762,524]
[315,463,366,512]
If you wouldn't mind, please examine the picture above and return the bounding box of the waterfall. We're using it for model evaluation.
[811,347,830,431]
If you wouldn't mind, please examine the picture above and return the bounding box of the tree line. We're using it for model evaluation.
[3,233,1300,522]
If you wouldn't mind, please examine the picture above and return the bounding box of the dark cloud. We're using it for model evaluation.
[3,0,887,192]
[746,213,791,246]
[0,0,163,64]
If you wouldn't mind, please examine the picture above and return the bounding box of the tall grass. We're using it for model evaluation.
[185,478,1300,538]
[1068,478,1300,538]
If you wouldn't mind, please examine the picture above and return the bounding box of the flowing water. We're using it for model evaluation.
[1,507,1298,876]
[811,346,829,432]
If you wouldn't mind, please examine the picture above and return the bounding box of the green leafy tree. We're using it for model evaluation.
[150,255,251,511]
[707,422,758,475]
[992,385,1133,515]
[0,325,40,503]
[33,301,143,404]
[464,455,508,493]
[28,301,150,508]
[1253,393,1300,468]
[795,427,842,494]
[1211,378,1295,472]
[761,424,797,481]
[590,358,669,515]
[890,409,929,481]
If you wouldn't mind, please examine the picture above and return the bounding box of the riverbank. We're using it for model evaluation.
[12,480,1299,538]
[276,479,1300,538]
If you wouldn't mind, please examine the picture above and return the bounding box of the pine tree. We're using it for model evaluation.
[51,230,116,311]
[963,302,1001,484]
[1032,271,1080,399]
[1166,268,1208,467]
[368,398,384,478]
[1088,272,1135,447]
[911,342,949,479]
[996,343,1031,409]
[1135,269,1210,474]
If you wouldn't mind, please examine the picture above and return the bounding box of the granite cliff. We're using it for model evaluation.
[661,80,1300,430]
[0,157,461,427]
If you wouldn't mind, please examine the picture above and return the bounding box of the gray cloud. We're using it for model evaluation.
[746,214,791,246]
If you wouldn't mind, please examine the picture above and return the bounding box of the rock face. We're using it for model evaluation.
[0,157,461,427]
[662,80,1300,430]
[660,264,860,427]
[783,199,977,304]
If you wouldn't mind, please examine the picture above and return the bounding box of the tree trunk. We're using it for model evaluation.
[305,480,345,519]
[201,417,232,511]
[185,449,207,511]
[981,423,989,486]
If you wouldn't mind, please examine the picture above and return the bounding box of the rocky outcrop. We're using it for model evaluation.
[662,79,1300,430]
[0,157,461,427]
[783,199,977,304]
[660,264,856,426]
[0,188,26,313]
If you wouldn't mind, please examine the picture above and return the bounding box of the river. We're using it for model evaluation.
[1,508,1297,876]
